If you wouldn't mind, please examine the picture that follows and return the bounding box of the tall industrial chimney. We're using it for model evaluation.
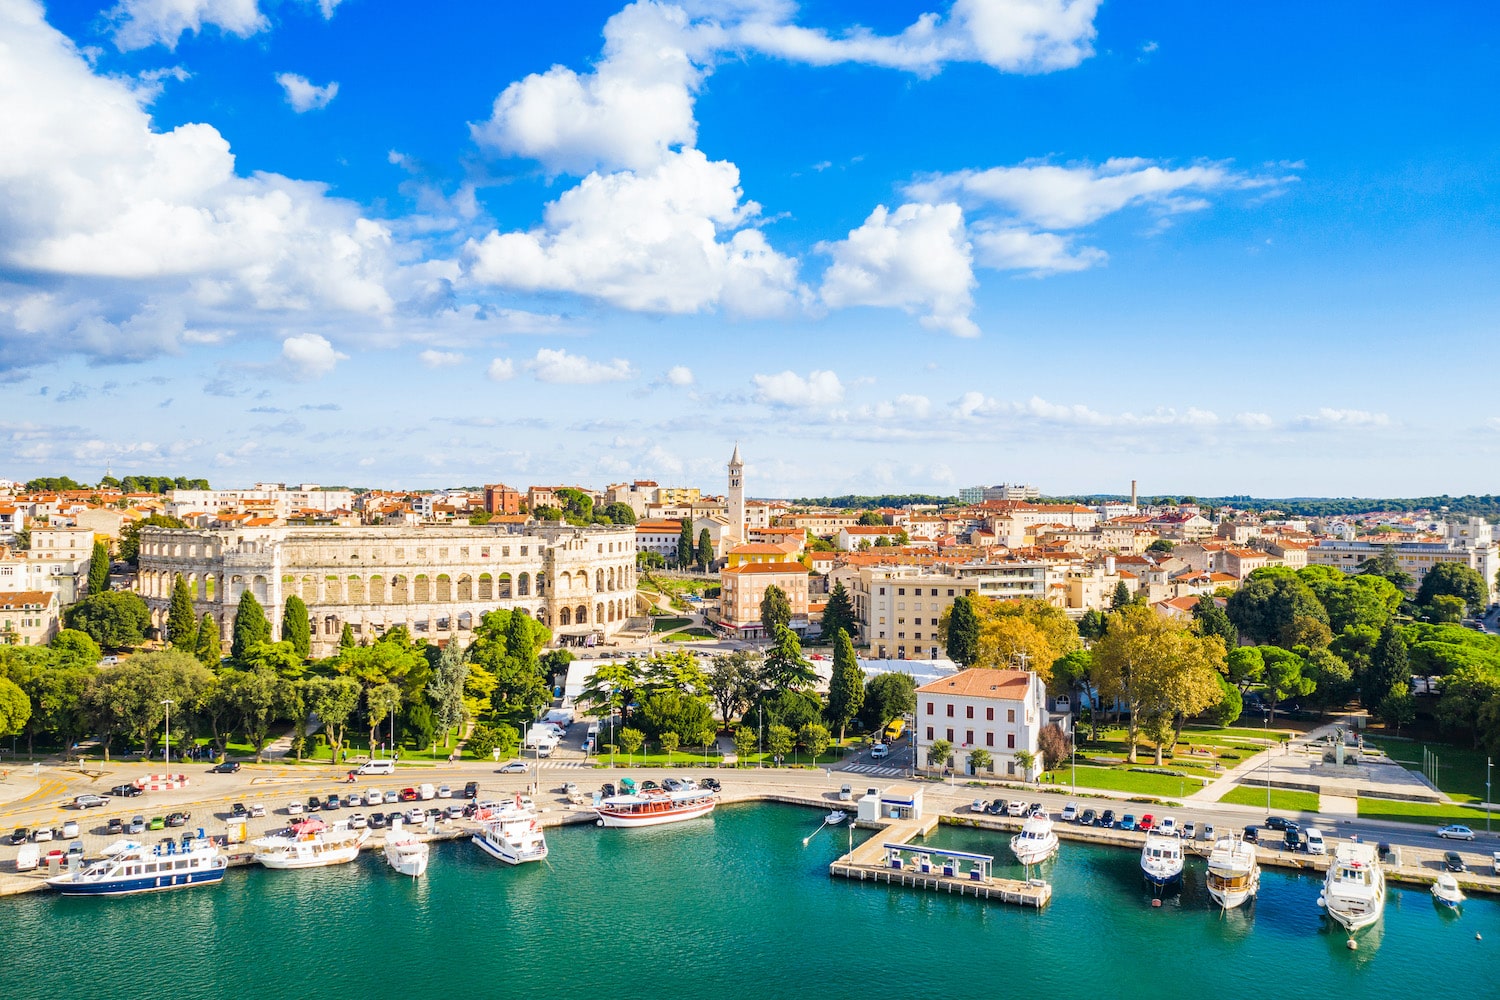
[1130,479,1138,507]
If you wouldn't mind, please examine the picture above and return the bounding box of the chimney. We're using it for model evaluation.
[1130,480,1138,507]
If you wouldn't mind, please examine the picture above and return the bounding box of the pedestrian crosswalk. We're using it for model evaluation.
[537,761,590,769]
[840,764,906,777]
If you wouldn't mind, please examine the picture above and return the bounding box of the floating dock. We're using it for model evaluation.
[828,815,1053,908]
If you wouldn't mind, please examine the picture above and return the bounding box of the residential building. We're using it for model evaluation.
[915,668,1050,779]
[483,483,523,515]
[852,567,972,659]
[655,486,702,506]
[0,590,58,646]
[0,503,24,544]
[835,525,906,550]
[635,519,684,562]
[1308,534,1500,592]
[716,561,809,639]
[167,485,354,520]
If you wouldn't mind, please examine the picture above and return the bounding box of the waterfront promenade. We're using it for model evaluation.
[1,753,1496,899]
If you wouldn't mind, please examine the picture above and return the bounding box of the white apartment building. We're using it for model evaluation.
[849,567,974,659]
[167,485,355,519]
[1308,527,1499,592]
[0,590,59,646]
[635,519,684,562]
[916,668,1049,779]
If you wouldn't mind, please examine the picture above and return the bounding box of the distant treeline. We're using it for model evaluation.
[790,494,957,509]
[1053,494,1500,519]
[25,475,211,493]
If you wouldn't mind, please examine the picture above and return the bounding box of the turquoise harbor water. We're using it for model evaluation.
[2,804,1495,1000]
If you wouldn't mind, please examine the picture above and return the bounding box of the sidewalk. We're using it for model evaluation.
[1186,720,1341,803]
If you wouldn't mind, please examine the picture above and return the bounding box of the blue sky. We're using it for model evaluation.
[2,1,1498,497]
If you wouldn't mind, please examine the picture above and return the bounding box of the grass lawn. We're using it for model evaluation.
[651,616,693,632]
[1218,785,1320,813]
[661,627,715,642]
[1185,724,1297,742]
[1046,764,1205,798]
[1356,798,1495,828]
[1362,735,1491,802]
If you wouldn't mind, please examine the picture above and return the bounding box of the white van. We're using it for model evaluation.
[1304,827,1326,855]
[418,783,436,801]
[356,759,395,776]
[14,843,39,872]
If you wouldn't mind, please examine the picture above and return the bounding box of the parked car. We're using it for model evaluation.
[1243,825,1259,844]
[32,827,53,843]
[106,817,123,834]
[148,816,166,831]
[1444,851,1467,873]
[1200,824,1216,841]
[437,786,453,799]
[1007,800,1025,816]
[10,827,30,845]
[463,781,480,799]
[40,848,66,868]
[72,794,109,809]
[356,790,378,807]
[987,799,1007,815]
[166,812,189,827]
[1079,808,1097,826]
[348,813,368,830]
[1264,816,1298,832]
[1491,850,1500,875]
[209,761,242,774]
[1158,816,1177,837]
[61,820,80,838]
[970,799,987,814]
[1436,824,1476,841]
[369,812,388,829]
[446,804,466,819]
[404,807,425,825]
[1137,814,1154,832]
[497,761,528,774]
[1098,810,1116,829]
[229,803,250,819]
[323,794,342,810]
[600,783,617,798]
[1181,821,1196,840]
[128,816,146,834]
[383,790,401,804]
[399,788,420,801]
[663,778,688,792]
[249,803,266,818]
[1028,803,1044,817]
[839,784,853,802]
[66,840,85,861]
[641,781,659,792]
[109,783,143,798]
[1120,814,1137,831]
[1060,803,1078,822]
[285,801,305,815]
[305,795,322,812]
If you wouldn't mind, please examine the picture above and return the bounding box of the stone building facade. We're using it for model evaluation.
[136,523,637,656]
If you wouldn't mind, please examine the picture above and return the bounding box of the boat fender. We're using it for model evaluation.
[1150,898,1161,908]
[1346,939,1357,951]
[596,819,604,827]
[1316,895,1325,908]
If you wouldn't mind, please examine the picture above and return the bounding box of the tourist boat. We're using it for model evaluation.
[1009,810,1058,866]
[1431,873,1465,909]
[1205,836,1260,909]
[252,817,368,869]
[1140,832,1184,889]
[382,819,429,877]
[47,836,226,896]
[472,796,549,864]
[594,787,717,828]
[1318,842,1386,934]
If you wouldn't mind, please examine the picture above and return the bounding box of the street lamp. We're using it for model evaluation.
[1487,757,1493,835]
[160,699,174,765]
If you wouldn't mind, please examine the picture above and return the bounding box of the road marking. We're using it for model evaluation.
[840,764,906,777]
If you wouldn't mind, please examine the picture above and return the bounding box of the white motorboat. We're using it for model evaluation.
[594,787,717,829]
[1009,810,1058,866]
[252,818,368,870]
[382,819,429,877]
[47,836,225,896]
[825,810,848,825]
[1205,836,1260,909]
[472,797,549,864]
[1141,832,1184,889]
[1431,873,1464,908]
[1318,842,1385,935]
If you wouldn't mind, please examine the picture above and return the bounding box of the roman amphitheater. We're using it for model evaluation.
[136,523,638,656]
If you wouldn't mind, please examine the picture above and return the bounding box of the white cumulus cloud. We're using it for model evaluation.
[280,333,346,380]
[486,357,516,381]
[276,72,339,113]
[664,365,695,386]
[753,369,844,408]
[527,348,634,384]
[971,227,1106,275]
[817,202,977,337]
[419,349,465,368]
[107,0,342,51]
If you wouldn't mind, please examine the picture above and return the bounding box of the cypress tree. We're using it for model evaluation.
[696,528,714,569]
[194,612,222,666]
[166,574,197,649]
[1111,580,1132,610]
[824,628,866,741]
[282,594,311,660]
[231,590,271,661]
[677,520,694,569]
[1362,624,1410,711]
[946,594,980,667]
[87,538,110,595]
[339,622,356,650]
[821,580,857,644]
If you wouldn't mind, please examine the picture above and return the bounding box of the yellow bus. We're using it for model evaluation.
[884,718,905,742]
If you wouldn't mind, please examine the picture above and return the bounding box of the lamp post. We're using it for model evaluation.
[1487,757,1492,835]
[160,699,174,764]
[758,703,763,769]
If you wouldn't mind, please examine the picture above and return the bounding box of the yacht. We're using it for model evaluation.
[382,819,429,878]
[252,818,368,870]
[472,798,549,864]
[1431,872,1464,909]
[47,836,225,896]
[1140,832,1184,889]
[1009,809,1058,866]
[594,787,717,829]
[1205,836,1260,909]
[1318,842,1386,935]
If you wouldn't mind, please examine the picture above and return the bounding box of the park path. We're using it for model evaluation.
[1186,720,1343,803]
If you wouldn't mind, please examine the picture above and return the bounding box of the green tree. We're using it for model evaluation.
[762,624,816,692]
[858,510,885,526]
[1111,581,1132,610]
[50,628,100,668]
[1191,595,1238,648]
[859,671,916,732]
[1012,748,1035,779]
[468,509,493,525]
[1416,562,1488,614]
[305,675,361,763]
[1430,594,1467,624]
[1050,649,1100,738]
[339,622,356,650]
[798,722,831,758]
[821,580,857,645]
[967,746,993,774]
[733,725,757,761]
[1356,544,1415,592]
[1259,647,1316,722]
[427,639,469,747]
[225,663,293,763]
[166,574,197,649]
[619,726,644,761]
[1377,684,1416,734]
[928,738,953,770]
[465,723,517,760]
[659,730,680,757]
[760,584,792,634]
[194,613,221,666]
[1077,608,1107,641]
[677,521,694,569]
[1207,673,1244,727]
[577,657,643,727]
[281,594,311,660]
[1226,646,1264,689]
[230,591,271,661]
[696,529,714,569]
[64,591,151,650]
[945,594,980,667]
[468,608,552,719]
[601,502,637,525]
[87,538,110,595]
[1362,625,1410,711]
[708,650,757,726]
[766,723,794,763]
[1225,568,1329,647]
[404,701,436,751]
[824,629,865,741]
[366,682,402,753]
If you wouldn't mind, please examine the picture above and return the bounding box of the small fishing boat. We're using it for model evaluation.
[825,810,848,825]
[1141,832,1184,889]
[595,787,717,829]
[48,835,225,896]
[1009,809,1058,866]
[252,818,368,870]
[472,796,548,864]
[382,819,429,877]
[1205,836,1260,909]
[1431,873,1464,908]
